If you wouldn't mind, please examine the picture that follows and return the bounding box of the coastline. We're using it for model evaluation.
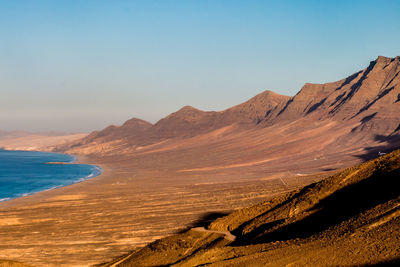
[0,154,325,266]
[0,150,103,203]
[0,135,366,266]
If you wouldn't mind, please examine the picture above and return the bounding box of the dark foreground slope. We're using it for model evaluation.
[108,149,400,267]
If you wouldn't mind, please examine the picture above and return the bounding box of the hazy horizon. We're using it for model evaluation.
[1,0,400,132]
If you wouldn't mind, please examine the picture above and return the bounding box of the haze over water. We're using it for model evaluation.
[0,150,101,201]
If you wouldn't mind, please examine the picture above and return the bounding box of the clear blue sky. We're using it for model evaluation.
[1,0,399,132]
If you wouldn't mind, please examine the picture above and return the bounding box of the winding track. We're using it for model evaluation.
[191,227,236,241]
[109,227,236,266]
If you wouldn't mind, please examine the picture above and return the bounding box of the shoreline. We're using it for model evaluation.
[0,147,356,266]
[0,150,103,203]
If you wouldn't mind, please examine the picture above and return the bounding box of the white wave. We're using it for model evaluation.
[68,155,78,163]
[0,197,11,202]
[43,185,63,191]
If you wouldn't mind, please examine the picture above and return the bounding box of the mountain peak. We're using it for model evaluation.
[376,55,391,60]
[238,90,289,103]
[121,118,152,128]
[375,55,392,63]
[167,106,207,120]
[374,55,400,65]
[178,105,202,112]
[258,90,290,99]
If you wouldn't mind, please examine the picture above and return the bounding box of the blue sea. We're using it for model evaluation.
[0,150,102,202]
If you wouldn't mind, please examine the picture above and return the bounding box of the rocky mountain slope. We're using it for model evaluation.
[265,56,400,128]
[105,149,400,266]
[58,90,290,154]
[69,118,152,146]
[148,90,290,139]
[59,56,400,160]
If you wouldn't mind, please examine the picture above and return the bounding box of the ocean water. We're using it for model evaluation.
[0,150,102,202]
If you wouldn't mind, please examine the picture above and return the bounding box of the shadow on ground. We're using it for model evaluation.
[234,167,400,245]
[366,257,400,266]
[176,211,231,234]
[355,134,400,161]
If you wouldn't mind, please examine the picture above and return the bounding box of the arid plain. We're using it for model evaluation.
[0,56,400,266]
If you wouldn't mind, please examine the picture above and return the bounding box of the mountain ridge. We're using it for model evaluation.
[57,89,290,153]
[264,55,400,124]
[58,56,400,159]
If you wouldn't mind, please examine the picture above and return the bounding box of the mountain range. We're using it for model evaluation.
[59,56,400,176]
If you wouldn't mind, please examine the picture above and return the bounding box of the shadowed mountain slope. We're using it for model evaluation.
[266,56,400,124]
[108,149,400,267]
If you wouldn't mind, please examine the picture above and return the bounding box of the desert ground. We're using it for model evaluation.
[112,150,400,266]
[0,119,386,266]
[0,154,327,266]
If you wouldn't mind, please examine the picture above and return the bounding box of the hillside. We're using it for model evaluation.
[148,90,290,139]
[64,118,152,149]
[108,149,400,266]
